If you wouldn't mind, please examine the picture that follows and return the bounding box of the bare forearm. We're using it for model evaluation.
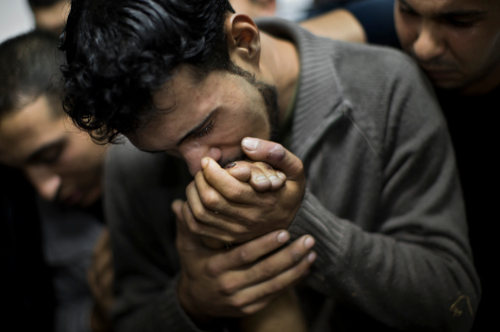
[300,9,366,43]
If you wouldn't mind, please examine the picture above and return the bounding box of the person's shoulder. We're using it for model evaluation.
[333,41,419,80]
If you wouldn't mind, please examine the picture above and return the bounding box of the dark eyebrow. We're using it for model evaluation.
[175,107,219,147]
[399,0,488,17]
[439,10,488,18]
[399,0,415,11]
[25,139,65,164]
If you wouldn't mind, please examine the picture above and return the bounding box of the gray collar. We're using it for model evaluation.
[256,18,345,161]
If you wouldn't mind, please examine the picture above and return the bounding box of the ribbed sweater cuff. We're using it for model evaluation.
[289,189,349,275]
[156,274,210,332]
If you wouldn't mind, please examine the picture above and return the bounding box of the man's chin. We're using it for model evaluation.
[75,187,102,208]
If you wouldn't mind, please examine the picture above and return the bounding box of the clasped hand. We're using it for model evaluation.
[183,137,306,243]
[172,138,314,322]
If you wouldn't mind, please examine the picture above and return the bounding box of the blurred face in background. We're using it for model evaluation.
[0,95,107,207]
[395,0,500,95]
[31,0,70,35]
[230,0,276,18]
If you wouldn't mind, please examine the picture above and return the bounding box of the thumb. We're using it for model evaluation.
[241,137,303,179]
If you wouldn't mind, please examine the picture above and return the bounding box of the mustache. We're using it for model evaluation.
[219,152,245,169]
[408,50,459,70]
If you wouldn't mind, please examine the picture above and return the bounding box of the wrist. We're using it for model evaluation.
[90,303,112,332]
[177,275,213,325]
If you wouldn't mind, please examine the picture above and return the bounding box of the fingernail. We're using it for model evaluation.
[276,171,286,180]
[242,137,259,151]
[201,157,209,169]
[277,231,289,243]
[255,175,268,183]
[307,252,317,263]
[269,175,280,184]
[304,236,315,249]
[225,162,237,169]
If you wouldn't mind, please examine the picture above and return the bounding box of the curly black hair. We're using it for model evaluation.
[59,0,235,143]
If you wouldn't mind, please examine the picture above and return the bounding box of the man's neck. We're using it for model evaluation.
[259,32,300,124]
[460,58,500,96]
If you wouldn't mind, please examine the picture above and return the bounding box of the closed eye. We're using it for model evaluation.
[444,17,479,28]
[195,119,215,138]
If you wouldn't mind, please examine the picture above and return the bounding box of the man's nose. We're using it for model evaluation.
[25,167,62,202]
[413,21,446,63]
[182,146,222,176]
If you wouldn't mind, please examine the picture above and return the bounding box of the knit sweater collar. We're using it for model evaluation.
[256,18,344,161]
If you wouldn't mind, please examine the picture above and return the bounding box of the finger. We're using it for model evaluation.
[93,229,110,257]
[241,138,304,180]
[172,199,185,222]
[224,161,251,182]
[225,235,316,289]
[249,162,285,191]
[173,199,203,251]
[93,246,113,278]
[186,179,248,236]
[231,250,315,307]
[225,161,272,192]
[182,200,242,244]
[208,230,290,274]
[201,157,260,203]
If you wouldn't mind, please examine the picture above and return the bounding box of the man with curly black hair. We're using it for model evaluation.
[60,0,480,331]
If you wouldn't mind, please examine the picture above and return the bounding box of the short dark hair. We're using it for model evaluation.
[0,29,64,119]
[60,0,235,143]
[28,0,65,8]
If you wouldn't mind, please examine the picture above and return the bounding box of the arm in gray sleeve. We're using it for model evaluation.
[104,145,208,332]
[54,298,93,332]
[288,48,480,331]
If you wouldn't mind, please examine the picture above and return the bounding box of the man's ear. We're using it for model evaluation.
[225,13,261,68]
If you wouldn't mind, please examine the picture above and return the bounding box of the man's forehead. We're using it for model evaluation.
[0,97,66,165]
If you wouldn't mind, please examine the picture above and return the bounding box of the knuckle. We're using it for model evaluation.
[226,184,244,199]
[258,265,275,280]
[232,295,251,309]
[186,219,200,234]
[241,304,261,315]
[268,280,284,294]
[237,248,253,265]
[199,189,219,209]
[218,279,236,296]
[268,144,286,161]
[190,202,206,220]
[205,261,220,277]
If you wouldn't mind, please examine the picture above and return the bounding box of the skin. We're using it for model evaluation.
[394,0,500,95]
[88,229,114,332]
[32,0,70,35]
[0,95,107,208]
[127,14,312,322]
[0,95,112,331]
[300,0,500,96]
[230,0,276,18]
[300,8,367,43]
